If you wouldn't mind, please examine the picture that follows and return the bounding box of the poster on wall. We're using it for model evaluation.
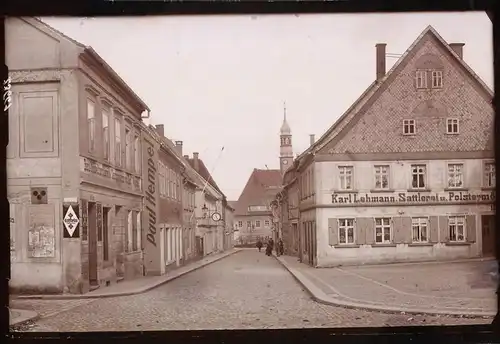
[63,204,80,238]
[28,205,56,258]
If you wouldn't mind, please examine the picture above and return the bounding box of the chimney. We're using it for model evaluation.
[449,43,464,59]
[309,134,315,146]
[155,124,164,137]
[174,140,183,156]
[375,43,387,81]
[183,155,189,159]
[193,152,200,171]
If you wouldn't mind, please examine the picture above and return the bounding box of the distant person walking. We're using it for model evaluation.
[266,238,274,256]
[277,238,284,256]
[256,239,263,252]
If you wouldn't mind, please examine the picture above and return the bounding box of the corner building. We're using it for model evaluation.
[282,25,495,267]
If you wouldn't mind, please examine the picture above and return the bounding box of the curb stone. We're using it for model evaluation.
[274,255,496,318]
[12,249,242,300]
[9,309,40,327]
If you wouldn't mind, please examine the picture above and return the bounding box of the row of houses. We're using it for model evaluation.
[7,17,234,295]
[272,25,495,267]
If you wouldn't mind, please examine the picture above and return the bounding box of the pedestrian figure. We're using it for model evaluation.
[277,238,284,256]
[256,239,263,252]
[266,238,274,256]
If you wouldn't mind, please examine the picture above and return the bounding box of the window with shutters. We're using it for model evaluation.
[338,218,355,244]
[374,165,390,190]
[411,217,428,243]
[484,162,495,188]
[447,163,464,188]
[374,218,391,243]
[449,216,466,242]
[411,164,427,189]
[338,166,353,190]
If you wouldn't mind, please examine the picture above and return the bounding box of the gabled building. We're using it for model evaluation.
[278,25,495,267]
[7,17,149,294]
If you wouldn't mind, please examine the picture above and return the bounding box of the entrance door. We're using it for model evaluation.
[481,215,496,257]
[88,202,98,286]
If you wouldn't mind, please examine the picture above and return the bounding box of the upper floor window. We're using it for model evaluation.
[374,165,390,189]
[447,163,464,189]
[431,70,443,88]
[102,108,110,160]
[134,135,140,174]
[264,220,270,227]
[484,162,495,188]
[114,118,122,167]
[246,220,252,228]
[238,221,243,228]
[125,128,132,170]
[87,100,96,153]
[411,164,427,189]
[255,220,261,228]
[403,119,416,135]
[446,118,459,134]
[415,70,427,89]
[338,166,353,190]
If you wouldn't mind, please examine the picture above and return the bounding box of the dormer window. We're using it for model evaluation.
[431,70,443,88]
[403,119,416,135]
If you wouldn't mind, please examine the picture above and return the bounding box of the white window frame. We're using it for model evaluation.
[255,220,261,228]
[238,221,243,228]
[446,118,459,134]
[338,166,354,190]
[403,119,416,135]
[87,99,96,153]
[447,163,464,189]
[410,164,427,189]
[374,165,390,190]
[411,217,429,243]
[374,217,392,244]
[102,107,110,160]
[449,216,466,242]
[264,220,270,227]
[338,218,355,245]
[415,70,427,89]
[431,70,443,88]
[484,161,495,188]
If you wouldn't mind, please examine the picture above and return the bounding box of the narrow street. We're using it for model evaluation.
[11,250,491,332]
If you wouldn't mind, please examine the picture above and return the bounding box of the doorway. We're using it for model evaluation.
[481,215,496,257]
[88,202,98,286]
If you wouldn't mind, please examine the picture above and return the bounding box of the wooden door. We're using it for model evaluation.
[88,202,98,285]
[481,215,496,257]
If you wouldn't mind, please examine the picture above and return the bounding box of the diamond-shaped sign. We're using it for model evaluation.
[63,205,79,237]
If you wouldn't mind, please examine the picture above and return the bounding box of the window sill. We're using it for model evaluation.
[445,242,471,246]
[402,133,416,137]
[370,189,395,193]
[445,133,459,136]
[481,187,495,191]
[333,244,360,248]
[334,190,356,194]
[408,243,434,247]
[444,187,469,192]
[371,243,396,248]
[407,188,431,193]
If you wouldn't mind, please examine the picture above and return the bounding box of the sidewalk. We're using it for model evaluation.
[12,249,241,300]
[9,308,39,326]
[276,255,497,318]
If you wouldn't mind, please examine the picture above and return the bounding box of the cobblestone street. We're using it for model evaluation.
[10,250,492,332]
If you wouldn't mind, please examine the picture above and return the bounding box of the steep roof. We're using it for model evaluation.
[234,169,282,216]
[187,158,225,197]
[298,25,493,159]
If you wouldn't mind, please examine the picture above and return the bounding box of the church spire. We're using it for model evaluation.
[280,101,291,134]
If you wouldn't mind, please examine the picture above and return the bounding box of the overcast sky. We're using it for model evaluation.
[41,12,493,200]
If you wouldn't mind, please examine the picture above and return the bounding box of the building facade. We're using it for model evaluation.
[277,26,495,267]
[7,17,149,294]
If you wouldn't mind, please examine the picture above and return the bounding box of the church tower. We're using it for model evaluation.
[280,102,293,176]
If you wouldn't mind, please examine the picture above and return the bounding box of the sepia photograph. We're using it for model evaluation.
[6,11,496,333]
